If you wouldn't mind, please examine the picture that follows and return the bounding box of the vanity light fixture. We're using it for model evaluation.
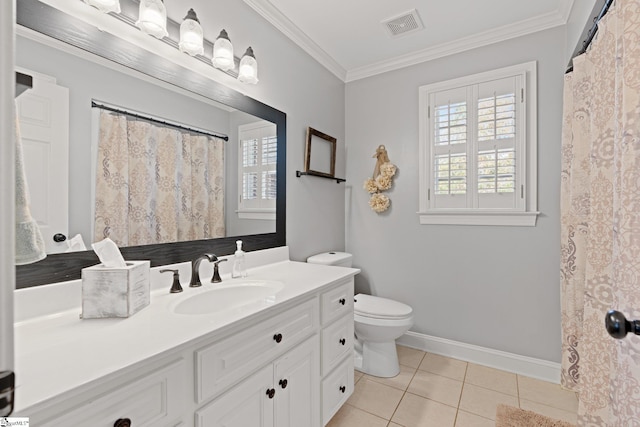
[79,0,259,84]
[135,0,168,39]
[238,47,259,84]
[211,30,235,71]
[179,9,204,56]
[82,0,121,13]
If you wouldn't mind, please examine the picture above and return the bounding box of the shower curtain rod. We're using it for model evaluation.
[91,100,229,141]
[566,0,615,73]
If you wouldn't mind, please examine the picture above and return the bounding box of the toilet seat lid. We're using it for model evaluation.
[354,293,413,320]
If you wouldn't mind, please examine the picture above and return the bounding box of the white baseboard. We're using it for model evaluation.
[397,331,561,384]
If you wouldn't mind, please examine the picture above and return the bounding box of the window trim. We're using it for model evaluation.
[418,61,539,226]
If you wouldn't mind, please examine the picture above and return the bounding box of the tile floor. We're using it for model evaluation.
[327,345,578,427]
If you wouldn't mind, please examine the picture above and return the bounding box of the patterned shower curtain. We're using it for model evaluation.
[560,0,640,424]
[94,109,225,246]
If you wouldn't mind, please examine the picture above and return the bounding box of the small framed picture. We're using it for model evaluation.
[305,127,337,178]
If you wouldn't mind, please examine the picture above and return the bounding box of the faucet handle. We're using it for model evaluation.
[160,269,183,293]
[212,259,228,283]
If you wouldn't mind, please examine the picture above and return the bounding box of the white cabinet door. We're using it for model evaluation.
[15,70,69,254]
[196,364,275,427]
[273,336,320,427]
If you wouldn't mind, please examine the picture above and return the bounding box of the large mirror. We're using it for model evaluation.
[15,0,286,288]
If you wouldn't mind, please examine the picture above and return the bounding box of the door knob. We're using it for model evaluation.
[53,233,67,242]
[605,310,640,339]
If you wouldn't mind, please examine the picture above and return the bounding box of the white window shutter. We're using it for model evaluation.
[475,76,521,210]
[431,87,469,209]
[418,61,537,225]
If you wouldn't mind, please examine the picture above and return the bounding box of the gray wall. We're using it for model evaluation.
[345,27,566,363]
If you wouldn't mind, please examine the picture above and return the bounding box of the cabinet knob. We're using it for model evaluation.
[339,386,346,393]
[279,378,288,389]
[273,333,283,343]
[114,418,131,427]
[266,388,276,399]
[53,233,67,243]
[339,298,346,305]
[339,338,346,346]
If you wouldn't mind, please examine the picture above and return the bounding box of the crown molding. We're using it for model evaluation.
[244,0,576,83]
[242,0,347,81]
[558,0,578,23]
[346,8,570,82]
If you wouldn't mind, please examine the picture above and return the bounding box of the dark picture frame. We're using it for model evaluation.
[304,127,337,178]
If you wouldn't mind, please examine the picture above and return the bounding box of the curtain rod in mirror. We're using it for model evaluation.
[91,100,229,141]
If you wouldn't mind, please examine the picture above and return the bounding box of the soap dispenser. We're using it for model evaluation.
[232,240,247,278]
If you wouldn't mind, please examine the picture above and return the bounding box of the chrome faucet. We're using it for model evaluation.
[190,253,217,288]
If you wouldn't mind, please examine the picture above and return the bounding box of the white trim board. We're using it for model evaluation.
[397,331,561,384]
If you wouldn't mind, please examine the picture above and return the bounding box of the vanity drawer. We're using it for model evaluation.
[321,279,354,326]
[321,314,354,376]
[40,359,186,427]
[196,297,319,404]
[322,356,354,426]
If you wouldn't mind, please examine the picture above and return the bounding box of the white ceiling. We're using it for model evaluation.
[168,0,576,82]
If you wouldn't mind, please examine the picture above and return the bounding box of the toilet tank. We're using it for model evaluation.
[306,251,353,267]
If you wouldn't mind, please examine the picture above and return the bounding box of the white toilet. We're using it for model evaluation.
[307,252,414,378]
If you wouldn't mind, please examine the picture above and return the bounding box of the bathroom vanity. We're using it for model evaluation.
[13,247,358,426]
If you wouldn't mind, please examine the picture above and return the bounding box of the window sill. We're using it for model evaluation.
[418,210,539,226]
[236,209,276,221]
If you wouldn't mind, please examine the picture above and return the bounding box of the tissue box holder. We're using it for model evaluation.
[81,260,150,319]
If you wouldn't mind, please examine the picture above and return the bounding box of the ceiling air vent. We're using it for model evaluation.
[382,9,424,37]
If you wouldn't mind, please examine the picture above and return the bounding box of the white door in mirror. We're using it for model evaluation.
[16,70,69,254]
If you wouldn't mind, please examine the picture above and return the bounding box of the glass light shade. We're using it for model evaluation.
[179,9,204,56]
[212,30,235,71]
[82,0,121,14]
[238,47,259,84]
[135,0,168,39]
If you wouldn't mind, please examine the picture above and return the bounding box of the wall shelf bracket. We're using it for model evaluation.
[296,170,345,184]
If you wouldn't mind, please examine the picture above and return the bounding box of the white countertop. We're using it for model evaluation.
[13,247,359,415]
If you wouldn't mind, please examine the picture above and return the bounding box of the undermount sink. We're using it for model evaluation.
[172,280,285,315]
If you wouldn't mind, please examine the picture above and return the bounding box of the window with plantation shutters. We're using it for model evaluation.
[418,62,539,226]
[238,121,277,220]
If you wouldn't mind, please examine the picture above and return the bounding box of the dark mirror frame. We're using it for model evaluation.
[15,0,286,288]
